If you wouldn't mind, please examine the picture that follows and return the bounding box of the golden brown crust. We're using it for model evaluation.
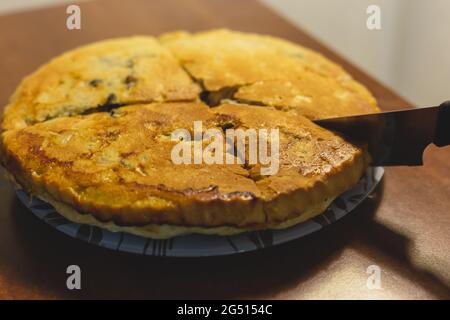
[160,29,379,119]
[0,30,377,237]
[38,192,337,239]
[1,102,368,228]
[2,36,200,131]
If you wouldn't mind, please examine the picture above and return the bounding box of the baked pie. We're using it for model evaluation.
[0,30,378,238]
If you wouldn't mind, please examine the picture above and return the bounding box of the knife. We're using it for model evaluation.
[313,101,450,166]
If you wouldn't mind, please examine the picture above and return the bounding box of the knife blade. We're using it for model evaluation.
[313,101,450,166]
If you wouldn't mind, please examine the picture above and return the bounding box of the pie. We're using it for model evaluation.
[0,30,378,239]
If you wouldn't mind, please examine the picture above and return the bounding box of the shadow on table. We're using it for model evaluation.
[5,180,450,299]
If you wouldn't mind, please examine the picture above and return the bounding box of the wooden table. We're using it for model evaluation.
[0,0,448,300]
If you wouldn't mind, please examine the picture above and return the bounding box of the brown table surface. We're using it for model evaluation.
[0,0,449,300]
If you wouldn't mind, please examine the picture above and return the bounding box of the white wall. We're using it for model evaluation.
[261,0,450,106]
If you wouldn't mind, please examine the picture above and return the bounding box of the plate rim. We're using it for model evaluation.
[16,166,384,257]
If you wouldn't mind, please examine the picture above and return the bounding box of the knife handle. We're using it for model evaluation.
[434,101,450,147]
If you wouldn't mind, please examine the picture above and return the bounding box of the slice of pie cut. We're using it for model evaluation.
[0,30,378,239]
[160,29,379,119]
[2,36,200,131]
[1,102,368,238]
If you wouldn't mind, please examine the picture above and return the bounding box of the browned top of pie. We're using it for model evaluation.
[1,36,200,131]
[0,30,376,233]
[160,29,379,119]
[1,102,367,228]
